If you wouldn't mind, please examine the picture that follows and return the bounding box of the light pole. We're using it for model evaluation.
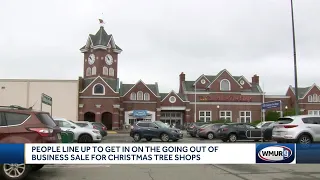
[194,83,197,122]
[290,0,299,115]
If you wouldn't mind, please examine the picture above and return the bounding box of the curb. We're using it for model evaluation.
[115,131,130,134]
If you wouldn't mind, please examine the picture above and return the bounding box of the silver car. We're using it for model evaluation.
[54,118,102,143]
[272,115,320,144]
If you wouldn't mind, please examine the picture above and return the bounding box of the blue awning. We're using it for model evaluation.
[132,110,148,118]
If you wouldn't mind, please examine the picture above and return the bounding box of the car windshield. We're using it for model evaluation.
[154,121,169,128]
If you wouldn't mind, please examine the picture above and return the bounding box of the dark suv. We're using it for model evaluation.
[0,105,61,180]
[130,121,183,142]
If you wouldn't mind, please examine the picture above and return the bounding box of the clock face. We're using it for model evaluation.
[88,54,95,65]
[105,54,113,65]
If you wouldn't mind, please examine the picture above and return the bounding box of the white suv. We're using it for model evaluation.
[54,118,102,143]
[272,115,320,144]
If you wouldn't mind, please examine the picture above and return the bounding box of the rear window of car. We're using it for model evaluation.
[92,122,105,127]
[76,123,88,127]
[277,118,293,124]
[36,113,57,127]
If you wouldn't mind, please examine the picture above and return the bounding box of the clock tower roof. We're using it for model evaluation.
[80,26,122,53]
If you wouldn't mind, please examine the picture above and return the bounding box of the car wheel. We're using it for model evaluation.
[146,137,152,141]
[207,133,214,140]
[0,164,31,180]
[31,164,44,171]
[297,134,312,144]
[160,133,170,142]
[228,133,237,142]
[133,133,141,142]
[78,134,93,143]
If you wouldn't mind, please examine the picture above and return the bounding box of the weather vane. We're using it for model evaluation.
[99,13,105,27]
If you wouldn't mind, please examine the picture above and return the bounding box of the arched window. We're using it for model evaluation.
[86,67,91,76]
[103,66,108,75]
[109,68,114,76]
[137,91,143,100]
[308,95,313,102]
[92,83,105,95]
[144,93,150,100]
[220,79,231,91]
[313,94,318,102]
[91,66,96,75]
[130,92,136,100]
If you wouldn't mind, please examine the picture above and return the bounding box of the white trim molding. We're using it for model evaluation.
[79,96,119,99]
[122,101,157,104]
[161,90,188,102]
[156,108,161,112]
[160,106,186,111]
[92,83,106,95]
[80,76,118,94]
[190,102,262,105]
[193,74,211,86]
[113,104,120,108]
[265,95,290,99]
[78,104,84,108]
[206,69,242,89]
[121,79,159,98]
[185,109,191,111]
[95,104,101,108]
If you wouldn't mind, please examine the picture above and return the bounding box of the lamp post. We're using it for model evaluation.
[216,105,220,121]
[290,0,300,115]
[194,83,197,122]
[285,106,288,116]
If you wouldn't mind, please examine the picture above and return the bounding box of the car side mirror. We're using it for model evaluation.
[71,126,76,129]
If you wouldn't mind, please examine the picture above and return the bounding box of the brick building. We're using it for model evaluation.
[78,24,320,130]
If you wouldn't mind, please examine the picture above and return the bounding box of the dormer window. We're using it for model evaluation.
[130,92,136,100]
[137,91,143,100]
[220,79,231,91]
[144,93,150,100]
[92,83,105,95]
[308,95,312,102]
[313,94,318,102]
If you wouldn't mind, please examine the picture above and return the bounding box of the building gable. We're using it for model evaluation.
[193,74,211,89]
[237,76,252,89]
[207,69,242,91]
[80,76,118,96]
[121,80,159,101]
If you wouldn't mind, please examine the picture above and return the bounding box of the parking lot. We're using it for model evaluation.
[25,132,320,180]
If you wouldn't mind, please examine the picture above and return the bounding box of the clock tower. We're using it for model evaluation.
[80,23,122,80]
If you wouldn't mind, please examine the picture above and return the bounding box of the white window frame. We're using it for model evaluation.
[313,94,318,102]
[319,95,320,102]
[91,66,96,75]
[137,91,143,100]
[220,79,231,91]
[239,111,251,123]
[308,110,320,115]
[144,93,150,100]
[109,68,114,76]
[308,95,313,102]
[199,111,211,122]
[130,92,136,100]
[103,66,108,75]
[219,111,232,121]
[92,83,105,95]
[86,67,91,76]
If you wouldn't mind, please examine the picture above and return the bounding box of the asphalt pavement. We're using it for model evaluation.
[26,132,320,180]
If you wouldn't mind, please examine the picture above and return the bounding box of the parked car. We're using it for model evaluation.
[217,123,263,142]
[263,119,293,141]
[130,120,183,142]
[0,105,61,180]
[272,115,320,144]
[187,122,211,137]
[75,121,108,137]
[197,123,224,139]
[54,118,102,143]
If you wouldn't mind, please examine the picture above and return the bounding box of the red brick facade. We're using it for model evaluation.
[77,25,320,130]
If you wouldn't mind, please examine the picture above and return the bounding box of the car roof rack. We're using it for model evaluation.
[0,105,30,110]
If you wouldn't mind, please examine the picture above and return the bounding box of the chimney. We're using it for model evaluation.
[252,74,259,85]
[180,72,185,82]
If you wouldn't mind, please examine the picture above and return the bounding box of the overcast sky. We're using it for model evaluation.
[0,0,319,95]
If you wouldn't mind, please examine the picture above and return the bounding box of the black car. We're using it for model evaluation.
[130,121,183,142]
[187,122,211,137]
[263,119,293,141]
[217,123,263,142]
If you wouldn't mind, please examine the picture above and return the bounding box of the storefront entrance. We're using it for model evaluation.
[160,111,183,128]
[125,110,154,125]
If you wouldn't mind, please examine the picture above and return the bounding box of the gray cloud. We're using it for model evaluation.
[0,0,319,95]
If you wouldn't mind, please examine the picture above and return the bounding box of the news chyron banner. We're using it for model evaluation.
[0,143,320,164]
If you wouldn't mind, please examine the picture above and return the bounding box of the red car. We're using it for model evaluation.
[0,105,61,180]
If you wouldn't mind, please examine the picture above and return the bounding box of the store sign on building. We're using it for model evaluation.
[132,110,148,118]
[199,95,253,102]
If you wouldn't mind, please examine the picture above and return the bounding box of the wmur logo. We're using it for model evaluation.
[256,144,295,163]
